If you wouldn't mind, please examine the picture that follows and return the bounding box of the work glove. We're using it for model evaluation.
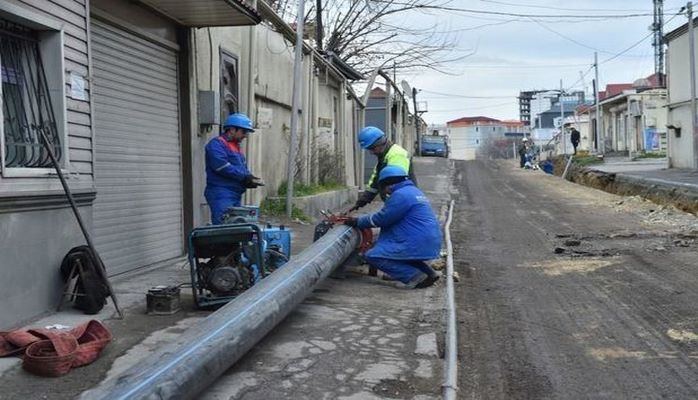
[354,191,376,210]
[343,217,358,228]
[243,175,264,189]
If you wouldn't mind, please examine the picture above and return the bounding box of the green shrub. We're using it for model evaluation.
[277,181,344,197]
[260,198,310,222]
[572,155,604,167]
[634,151,666,159]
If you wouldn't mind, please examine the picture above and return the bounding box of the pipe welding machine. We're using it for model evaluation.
[188,206,291,308]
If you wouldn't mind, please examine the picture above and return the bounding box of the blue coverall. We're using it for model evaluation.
[356,180,442,284]
[204,136,251,224]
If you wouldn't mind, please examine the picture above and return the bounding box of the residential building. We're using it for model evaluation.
[0,0,372,328]
[446,116,527,160]
[519,90,547,126]
[665,17,698,168]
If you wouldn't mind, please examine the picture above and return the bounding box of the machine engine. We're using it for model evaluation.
[189,207,291,308]
[198,254,254,296]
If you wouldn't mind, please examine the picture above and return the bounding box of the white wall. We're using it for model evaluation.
[666,27,696,168]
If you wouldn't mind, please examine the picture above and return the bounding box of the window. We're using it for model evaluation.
[0,17,62,172]
[219,50,239,124]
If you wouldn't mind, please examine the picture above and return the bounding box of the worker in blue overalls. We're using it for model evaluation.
[205,113,263,224]
[344,166,441,289]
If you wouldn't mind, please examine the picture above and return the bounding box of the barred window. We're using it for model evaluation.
[0,18,62,170]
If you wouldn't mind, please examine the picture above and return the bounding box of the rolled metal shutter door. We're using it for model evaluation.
[91,18,183,275]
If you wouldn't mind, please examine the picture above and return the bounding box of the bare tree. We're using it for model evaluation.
[265,0,472,74]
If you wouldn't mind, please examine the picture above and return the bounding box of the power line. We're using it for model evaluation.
[476,0,681,13]
[527,17,648,58]
[599,8,684,65]
[428,101,515,112]
[436,6,655,19]
[453,63,590,69]
[420,89,514,99]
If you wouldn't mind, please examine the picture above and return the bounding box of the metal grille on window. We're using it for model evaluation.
[0,18,61,168]
[220,52,239,124]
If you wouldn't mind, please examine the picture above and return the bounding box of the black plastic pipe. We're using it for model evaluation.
[81,225,359,400]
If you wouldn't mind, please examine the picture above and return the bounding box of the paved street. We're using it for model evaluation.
[453,160,698,399]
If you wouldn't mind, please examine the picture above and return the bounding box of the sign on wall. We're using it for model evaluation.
[257,107,273,130]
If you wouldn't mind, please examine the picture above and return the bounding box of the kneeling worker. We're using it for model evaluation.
[205,113,263,224]
[345,166,441,288]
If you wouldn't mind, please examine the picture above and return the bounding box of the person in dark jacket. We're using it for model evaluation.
[570,128,581,155]
[352,126,417,211]
[518,138,529,168]
[345,166,441,289]
[205,113,263,224]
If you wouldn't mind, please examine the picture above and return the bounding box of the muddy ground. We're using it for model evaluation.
[453,159,698,399]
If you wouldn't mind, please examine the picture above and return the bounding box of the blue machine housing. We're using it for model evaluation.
[189,207,291,308]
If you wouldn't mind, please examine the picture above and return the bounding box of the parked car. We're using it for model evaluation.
[420,135,449,157]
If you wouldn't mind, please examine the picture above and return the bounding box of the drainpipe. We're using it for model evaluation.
[286,0,307,217]
[80,226,360,400]
[688,2,698,168]
[246,0,259,204]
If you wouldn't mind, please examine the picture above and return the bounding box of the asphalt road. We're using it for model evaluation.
[452,160,698,399]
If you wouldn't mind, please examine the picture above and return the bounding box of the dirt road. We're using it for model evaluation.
[452,160,698,399]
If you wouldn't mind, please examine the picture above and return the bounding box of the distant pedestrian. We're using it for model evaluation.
[518,138,529,168]
[570,128,581,155]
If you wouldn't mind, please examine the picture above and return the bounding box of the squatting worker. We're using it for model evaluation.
[205,113,263,224]
[353,126,416,211]
[344,166,441,289]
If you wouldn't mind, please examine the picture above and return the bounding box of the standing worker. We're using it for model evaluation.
[353,126,416,211]
[344,166,441,289]
[205,113,263,224]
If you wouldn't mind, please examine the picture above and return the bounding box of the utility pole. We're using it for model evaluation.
[560,79,566,155]
[594,51,603,154]
[653,0,665,86]
[688,2,698,168]
[315,0,323,50]
[286,0,306,217]
[413,87,421,156]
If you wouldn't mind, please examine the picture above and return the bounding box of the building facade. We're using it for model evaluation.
[665,17,698,168]
[0,0,373,328]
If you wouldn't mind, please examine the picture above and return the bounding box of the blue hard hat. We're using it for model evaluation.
[378,165,408,182]
[223,113,255,132]
[358,126,385,149]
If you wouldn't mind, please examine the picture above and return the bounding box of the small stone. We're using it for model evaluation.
[554,247,566,254]
[452,271,460,282]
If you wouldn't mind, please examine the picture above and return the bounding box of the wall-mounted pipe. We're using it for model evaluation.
[81,226,360,400]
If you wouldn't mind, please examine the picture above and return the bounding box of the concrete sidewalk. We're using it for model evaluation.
[0,157,452,400]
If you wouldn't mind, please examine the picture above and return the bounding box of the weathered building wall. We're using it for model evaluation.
[666,30,695,168]
[191,21,359,227]
[0,0,94,327]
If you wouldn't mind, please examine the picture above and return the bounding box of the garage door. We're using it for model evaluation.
[91,18,183,275]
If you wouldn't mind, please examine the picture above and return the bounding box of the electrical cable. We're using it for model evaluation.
[436,6,656,19]
[599,8,684,65]
[527,17,647,57]
[476,0,681,14]
[420,89,513,99]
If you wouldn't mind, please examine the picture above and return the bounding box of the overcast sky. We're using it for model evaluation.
[391,0,690,125]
